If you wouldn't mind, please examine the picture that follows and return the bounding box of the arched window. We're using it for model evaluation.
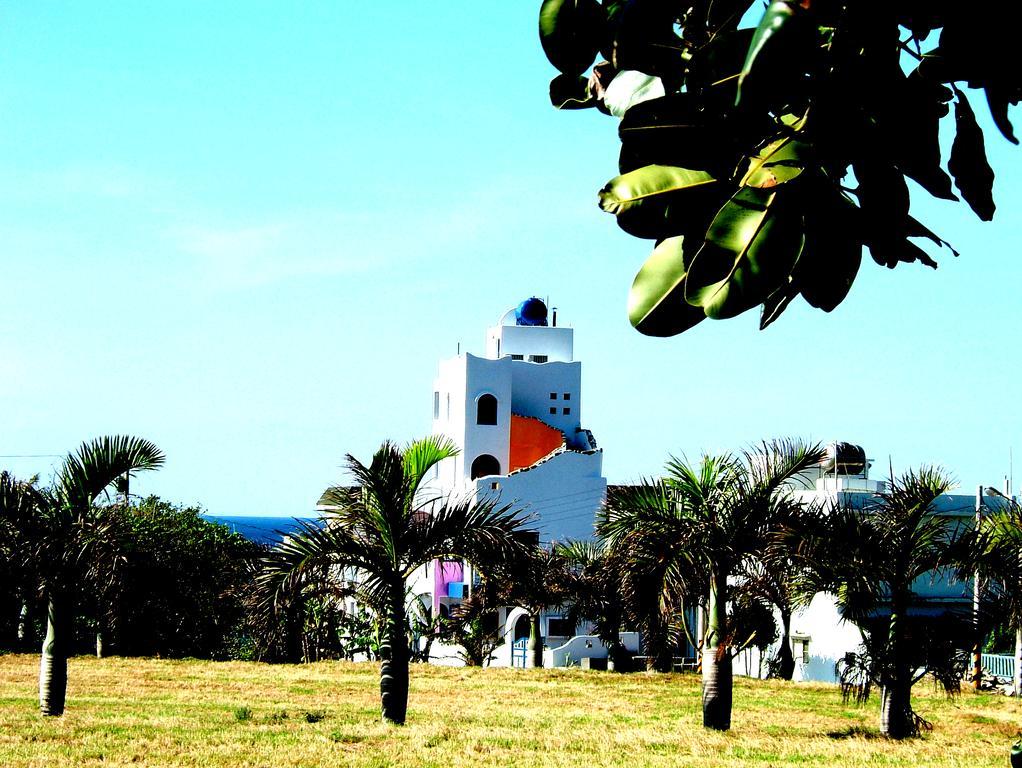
[476,393,498,425]
[470,454,500,479]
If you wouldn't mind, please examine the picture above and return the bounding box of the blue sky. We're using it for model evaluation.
[2,3,1020,515]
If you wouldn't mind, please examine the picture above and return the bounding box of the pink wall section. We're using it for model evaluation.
[432,560,463,614]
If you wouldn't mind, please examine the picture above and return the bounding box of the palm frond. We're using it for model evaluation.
[57,436,165,512]
[255,518,384,606]
[341,445,408,566]
[403,494,533,578]
[742,438,826,494]
[402,435,458,496]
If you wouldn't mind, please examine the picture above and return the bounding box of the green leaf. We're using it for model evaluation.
[685,28,756,113]
[905,216,958,257]
[685,186,804,320]
[853,161,908,268]
[796,192,862,312]
[617,93,735,174]
[759,278,799,330]
[609,0,684,79]
[735,0,809,108]
[984,85,1018,145]
[895,75,957,202]
[628,236,706,337]
[948,87,995,221]
[539,0,603,77]
[740,134,810,188]
[599,165,718,239]
[549,74,598,110]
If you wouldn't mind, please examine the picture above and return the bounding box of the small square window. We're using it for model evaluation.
[549,407,557,415]
[562,407,571,415]
[490,481,500,490]
[563,393,570,400]
[550,392,557,400]
[511,354,524,361]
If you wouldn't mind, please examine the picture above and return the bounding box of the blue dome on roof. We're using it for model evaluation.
[515,298,548,326]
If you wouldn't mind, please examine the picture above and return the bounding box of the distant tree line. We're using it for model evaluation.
[0,489,262,661]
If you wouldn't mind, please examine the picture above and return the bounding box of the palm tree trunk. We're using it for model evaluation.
[702,567,732,730]
[526,613,543,668]
[379,580,409,725]
[39,592,70,717]
[776,610,795,680]
[879,601,913,739]
[284,604,304,663]
[879,681,913,738]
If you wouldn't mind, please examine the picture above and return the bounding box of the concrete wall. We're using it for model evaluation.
[509,360,582,434]
[479,449,606,544]
[545,633,641,667]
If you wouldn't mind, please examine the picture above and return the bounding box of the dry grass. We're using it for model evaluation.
[0,653,1018,767]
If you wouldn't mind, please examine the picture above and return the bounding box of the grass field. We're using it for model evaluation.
[0,654,1018,767]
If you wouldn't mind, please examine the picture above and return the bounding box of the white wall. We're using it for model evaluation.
[462,355,512,479]
[432,355,469,487]
[486,324,574,362]
[789,593,865,683]
[509,360,582,434]
[479,449,606,543]
[545,633,641,667]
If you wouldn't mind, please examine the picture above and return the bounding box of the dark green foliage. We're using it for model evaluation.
[539,0,1018,335]
[109,497,262,659]
[0,480,260,662]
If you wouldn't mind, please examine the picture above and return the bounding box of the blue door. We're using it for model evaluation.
[511,637,528,668]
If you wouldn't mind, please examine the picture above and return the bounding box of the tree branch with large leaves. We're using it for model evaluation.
[539,0,1017,335]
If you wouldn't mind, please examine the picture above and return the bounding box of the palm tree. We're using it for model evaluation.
[795,467,964,739]
[0,436,165,716]
[959,488,1022,697]
[0,472,43,650]
[556,540,631,671]
[603,439,824,730]
[255,437,533,725]
[601,481,696,673]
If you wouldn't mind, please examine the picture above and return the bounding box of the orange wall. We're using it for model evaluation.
[509,415,563,472]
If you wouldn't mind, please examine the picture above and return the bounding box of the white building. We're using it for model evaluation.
[429,298,606,544]
[413,299,617,666]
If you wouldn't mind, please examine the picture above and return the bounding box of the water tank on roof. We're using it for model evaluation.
[821,442,868,476]
[515,297,548,326]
